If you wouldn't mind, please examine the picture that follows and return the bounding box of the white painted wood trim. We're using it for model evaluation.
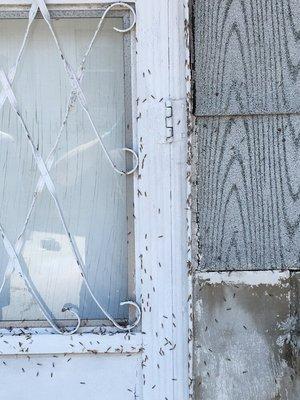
[168,1,190,399]
[135,0,189,399]
[135,3,174,397]
[0,331,142,355]
[0,1,133,4]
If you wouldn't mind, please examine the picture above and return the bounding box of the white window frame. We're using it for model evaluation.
[0,1,191,399]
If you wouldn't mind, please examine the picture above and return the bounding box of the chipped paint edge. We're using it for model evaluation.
[185,1,194,399]
[196,270,290,286]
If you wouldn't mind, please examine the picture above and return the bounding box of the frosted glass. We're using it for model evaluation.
[0,16,130,323]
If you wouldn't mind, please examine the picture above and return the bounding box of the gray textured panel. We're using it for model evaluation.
[194,114,300,271]
[194,0,300,116]
[193,271,300,400]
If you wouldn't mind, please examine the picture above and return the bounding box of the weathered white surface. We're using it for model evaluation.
[0,1,190,399]
[0,330,142,355]
[0,353,142,400]
[134,0,189,398]
[0,0,126,4]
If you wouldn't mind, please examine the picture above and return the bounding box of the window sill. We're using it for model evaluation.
[0,328,142,355]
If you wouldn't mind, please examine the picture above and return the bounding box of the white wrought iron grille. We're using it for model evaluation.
[0,0,140,334]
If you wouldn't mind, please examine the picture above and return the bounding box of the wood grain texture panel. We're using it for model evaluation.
[195,114,300,270]
[194,0,300,116]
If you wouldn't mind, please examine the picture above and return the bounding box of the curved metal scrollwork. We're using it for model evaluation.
[0,1,140,334]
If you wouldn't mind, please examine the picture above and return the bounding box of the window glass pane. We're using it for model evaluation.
[0,16,131,323]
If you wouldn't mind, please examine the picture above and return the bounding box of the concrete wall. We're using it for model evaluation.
[192,0,300,398]
[193,271,299,399]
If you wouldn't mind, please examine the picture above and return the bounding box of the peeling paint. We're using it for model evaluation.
[198,271,290,286]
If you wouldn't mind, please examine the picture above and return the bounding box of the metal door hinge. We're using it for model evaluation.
[164,99,187,143]
[165,100,174,142]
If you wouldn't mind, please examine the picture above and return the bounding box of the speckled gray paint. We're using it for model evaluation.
[191,1,300,398]
[193,0,300,116]
[193,115,300,271]
[192,0,300,271]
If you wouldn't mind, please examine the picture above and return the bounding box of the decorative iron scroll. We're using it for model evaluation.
[0,1,140,334]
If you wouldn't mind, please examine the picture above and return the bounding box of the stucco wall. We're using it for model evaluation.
[193,271,299,399]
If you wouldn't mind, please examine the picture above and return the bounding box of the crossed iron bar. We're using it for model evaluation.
[0,0,141,334]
